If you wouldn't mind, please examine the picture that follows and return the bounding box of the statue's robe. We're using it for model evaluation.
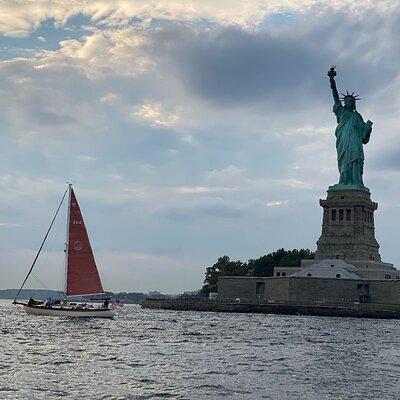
[333,101,372,188]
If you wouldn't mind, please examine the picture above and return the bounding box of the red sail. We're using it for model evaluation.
[66,188,104,296]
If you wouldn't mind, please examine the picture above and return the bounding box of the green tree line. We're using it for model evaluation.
[201,248,314,294]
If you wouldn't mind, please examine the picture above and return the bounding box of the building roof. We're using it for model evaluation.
[291,259,362,279]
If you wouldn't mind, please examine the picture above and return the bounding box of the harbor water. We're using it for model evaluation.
[1,299,400,399]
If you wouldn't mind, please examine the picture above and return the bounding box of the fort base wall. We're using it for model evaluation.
[218,276,400,305]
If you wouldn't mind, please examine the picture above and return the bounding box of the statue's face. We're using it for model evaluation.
[344,98,355,110]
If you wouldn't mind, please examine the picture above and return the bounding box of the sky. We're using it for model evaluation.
[1,0,400,294]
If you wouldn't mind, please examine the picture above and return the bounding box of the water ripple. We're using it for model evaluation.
[2,300,400,399]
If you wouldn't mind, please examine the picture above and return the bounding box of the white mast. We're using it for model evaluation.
[63,183,72,295]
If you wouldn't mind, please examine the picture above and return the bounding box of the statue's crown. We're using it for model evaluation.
[340,91,361,101]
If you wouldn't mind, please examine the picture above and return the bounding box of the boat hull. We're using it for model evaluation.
[22,304,116,318]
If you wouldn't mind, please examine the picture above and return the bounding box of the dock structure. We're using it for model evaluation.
[142,297,400,319]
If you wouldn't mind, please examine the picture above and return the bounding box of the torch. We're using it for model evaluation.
[327,65,337,79]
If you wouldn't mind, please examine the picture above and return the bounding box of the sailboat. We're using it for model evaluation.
[14,184,116,318]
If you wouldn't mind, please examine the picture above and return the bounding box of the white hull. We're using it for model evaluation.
[23,304,116,318]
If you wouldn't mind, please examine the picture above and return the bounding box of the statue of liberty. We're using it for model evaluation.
[328,66,373,191]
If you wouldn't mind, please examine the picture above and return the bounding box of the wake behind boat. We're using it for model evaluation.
[14,184,116,318]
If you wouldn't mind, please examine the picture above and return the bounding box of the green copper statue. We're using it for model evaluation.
[328,66,373,192]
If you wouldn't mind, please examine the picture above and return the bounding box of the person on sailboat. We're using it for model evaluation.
[44,297,52,308]
[114,299,123,307]
[103,299,109,308]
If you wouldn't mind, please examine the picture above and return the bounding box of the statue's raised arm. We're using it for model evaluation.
[327,65,340,104]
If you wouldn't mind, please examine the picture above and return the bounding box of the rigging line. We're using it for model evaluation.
[31,273,50,290]
[13,187,68,303]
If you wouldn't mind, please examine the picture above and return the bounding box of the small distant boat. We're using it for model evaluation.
[14,184,116,318]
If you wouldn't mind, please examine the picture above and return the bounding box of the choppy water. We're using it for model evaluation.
[1,300,400,399]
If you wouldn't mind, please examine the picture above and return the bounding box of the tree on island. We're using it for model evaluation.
[201,248,314,294]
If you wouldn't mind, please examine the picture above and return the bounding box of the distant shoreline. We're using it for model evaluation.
[0,289,147,304]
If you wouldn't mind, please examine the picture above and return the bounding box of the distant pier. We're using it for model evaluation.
[142,298,400,319]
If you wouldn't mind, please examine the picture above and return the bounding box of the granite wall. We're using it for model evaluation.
[218,276,400,305]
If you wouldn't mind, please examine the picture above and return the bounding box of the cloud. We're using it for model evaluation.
[159,200,246,221]
[176,186,238,194]
[0,0,390,38]
[2,9,399,145]
[37,29,156,79]
[78,155,97,162]
[0,222,23,227]
[205,165,315,191]
[0,175,62,201]
[123,183,239,202]
[0,58,104,141]
[133,101,181,127]
[99,92,119,104]
[95,250,202,292]
[117,164,317,227]
[153,26,326,105]
[205,165,247,186]
[0,34,157,144]
[150,15,400,107]
[0,175,67,238]
[266,200,289,207]
[0,250,65,290]
[108,173,123,181]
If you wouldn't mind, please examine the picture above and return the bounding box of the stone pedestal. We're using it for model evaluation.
[315,189,381,261]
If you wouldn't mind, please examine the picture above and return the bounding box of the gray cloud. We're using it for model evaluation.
[159,201,246,222]
[370,148,400,171]
[149,12,400,107]
[153,26,326,104]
